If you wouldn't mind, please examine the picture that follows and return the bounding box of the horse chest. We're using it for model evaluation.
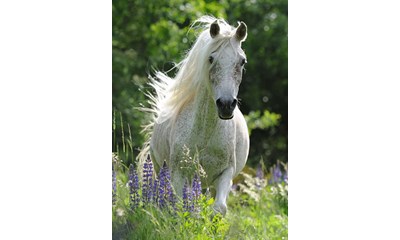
[173,115,235,183]
[200,136,234,183]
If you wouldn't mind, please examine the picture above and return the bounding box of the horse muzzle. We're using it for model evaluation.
[216,98,237,120]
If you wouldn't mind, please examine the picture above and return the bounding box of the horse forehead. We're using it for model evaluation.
[220,38,244,55]
[218,45,243,62]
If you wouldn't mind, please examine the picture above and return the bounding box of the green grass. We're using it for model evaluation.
[112,161,288,240]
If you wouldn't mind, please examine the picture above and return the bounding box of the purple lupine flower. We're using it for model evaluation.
[142,155,154,204]
[182,179,193,212]
[153,178,159,204]
[112,163,116,205]
[192,173,202,201]
[168,189,177,212]
[256,163,264,189]
[256,163,264,179]
[283,170,288,184]
[272,164,283,184]
[158,161,176,211]
[163,163,175,210]
[158,177,165,208]
[128,164,140,209]
[191,173,202,213]
[157,161,167,208]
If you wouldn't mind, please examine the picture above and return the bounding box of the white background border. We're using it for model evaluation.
[1,0,399,239]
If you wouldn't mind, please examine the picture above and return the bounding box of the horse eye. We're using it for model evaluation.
[241,59,247,66]
[209,56,214,64]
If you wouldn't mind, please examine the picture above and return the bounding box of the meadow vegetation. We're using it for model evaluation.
[112,153,288,239]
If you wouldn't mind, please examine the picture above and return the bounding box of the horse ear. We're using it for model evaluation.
[235,21,247,41]
[210,20,220,38]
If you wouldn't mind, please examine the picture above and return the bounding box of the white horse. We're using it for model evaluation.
[139,16,249,215]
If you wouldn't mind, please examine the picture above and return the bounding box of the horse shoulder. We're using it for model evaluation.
[233,109,250,176]
[150,119,173,169]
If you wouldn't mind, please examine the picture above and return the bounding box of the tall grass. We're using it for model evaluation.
[112,153,288,240]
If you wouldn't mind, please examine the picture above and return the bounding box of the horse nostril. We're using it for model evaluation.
[231,99,238,109]
[217,98,237,110]
[216,99,223,108]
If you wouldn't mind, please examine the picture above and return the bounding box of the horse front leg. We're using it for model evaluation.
[213,166,234,216]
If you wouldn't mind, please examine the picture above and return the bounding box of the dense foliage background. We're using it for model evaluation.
[112,0,288,169]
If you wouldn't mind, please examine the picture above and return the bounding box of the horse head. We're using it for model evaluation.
[208,20,247,120]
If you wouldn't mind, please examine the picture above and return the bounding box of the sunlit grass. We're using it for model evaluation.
[112,156,288,240]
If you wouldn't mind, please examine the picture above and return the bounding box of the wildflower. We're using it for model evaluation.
[163,164,173,199]
[157,161,167,208]
[112,163,116,205]
[283,171,288,184]
[272,164,283,184]
[256,163,264,179]
[142,155,154,204]
[182,179,193,212]
[157,177,165,208]
[192,173,202,201]
[255,163,264,189]
[128,164,140,209]
[168,189,177,212]
[153,178,159,204]
[156,161,176,211]
[191,173,202,213]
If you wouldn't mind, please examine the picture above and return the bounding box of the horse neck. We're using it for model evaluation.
[191,82,219,131]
